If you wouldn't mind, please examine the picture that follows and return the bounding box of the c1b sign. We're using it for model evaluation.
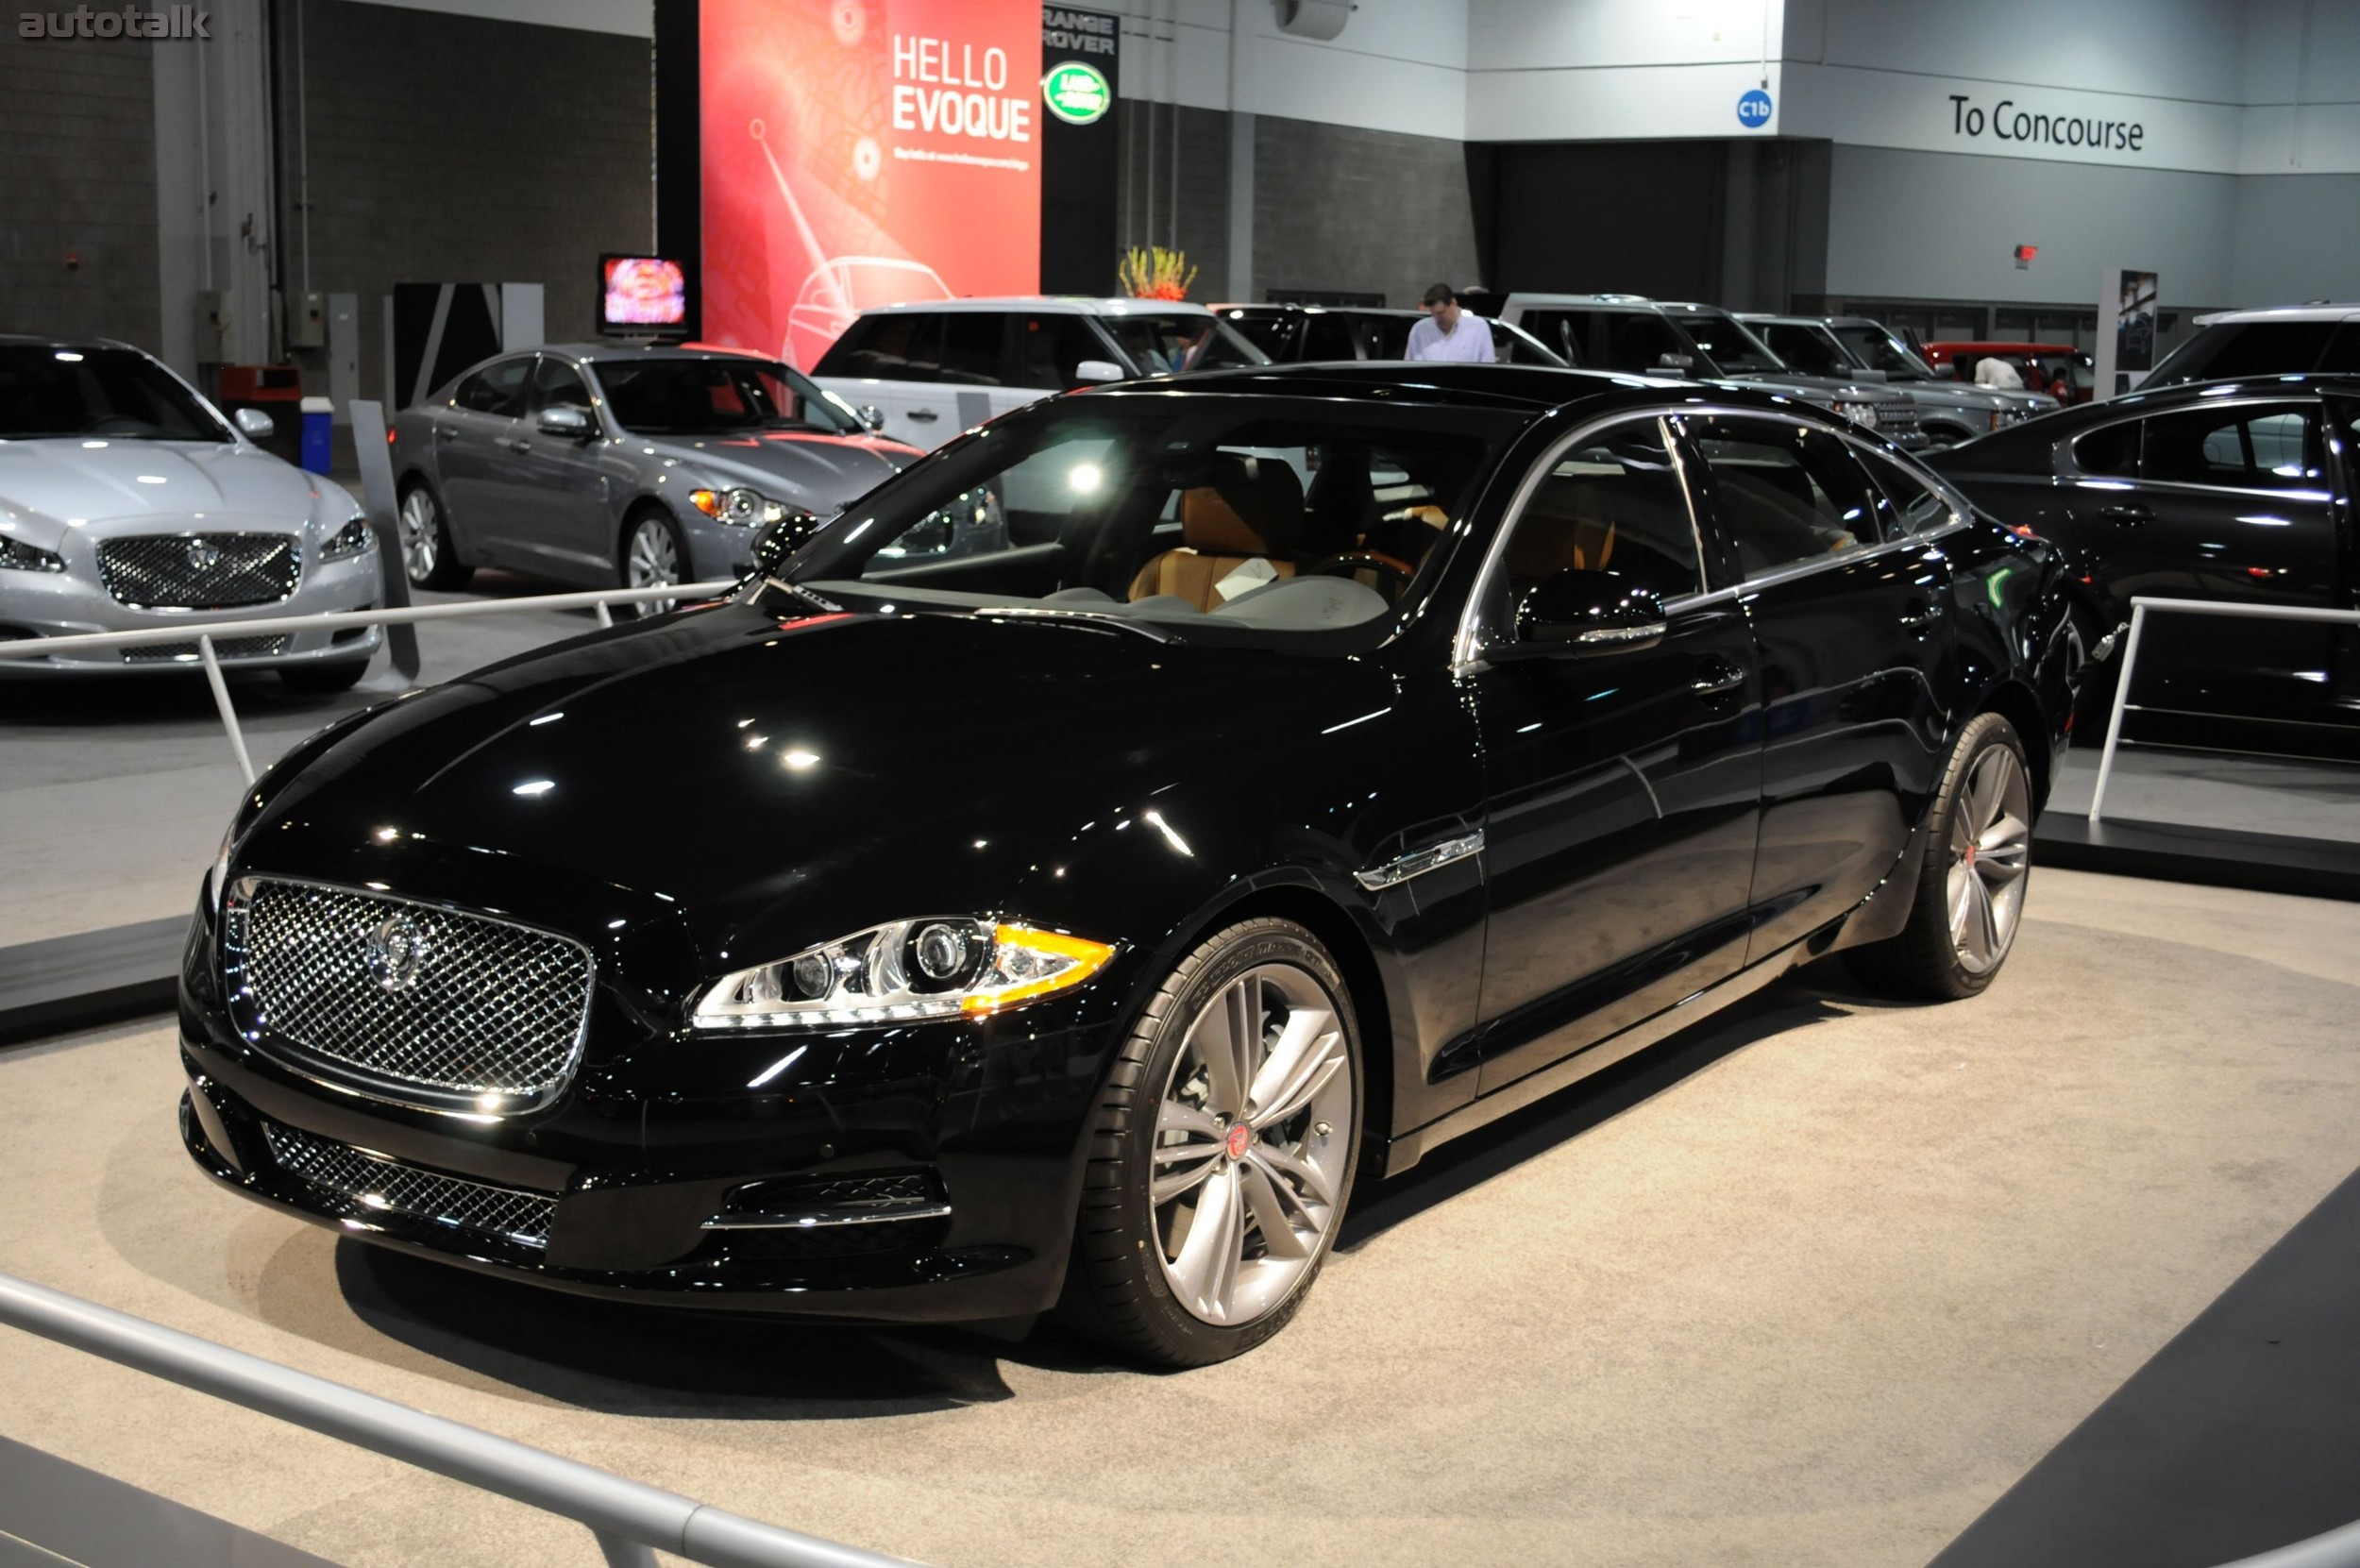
[700,0,1042,370]
[1737,89,1774,128]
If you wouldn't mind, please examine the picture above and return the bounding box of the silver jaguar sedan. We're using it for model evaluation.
[388,344,934,605]
[0,337,383,690]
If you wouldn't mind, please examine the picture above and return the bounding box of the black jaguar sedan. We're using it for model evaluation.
[179,363,2078,1367]
[1932,374,2360,751]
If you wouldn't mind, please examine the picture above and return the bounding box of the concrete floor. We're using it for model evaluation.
[0,576,607,947]
[2,868,2357,1568]
[2048,744,2360,845]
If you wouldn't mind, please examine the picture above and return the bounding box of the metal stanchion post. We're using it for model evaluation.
[2087,601,2147,825]
[348,399,422,679]
[194,635,258,786]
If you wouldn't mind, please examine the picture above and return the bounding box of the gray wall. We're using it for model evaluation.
[2230,176,2360,304]
[1253,116,1479,307]
[1825,143,2239,311]
[273,0,652,405]
[0,33,160,346]
[1115,100,1232,301]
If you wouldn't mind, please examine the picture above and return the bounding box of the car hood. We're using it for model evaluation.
[239,604,1382,969]
[650,431,919,514]
[1725,372,1913,405]
[0,438,344,550]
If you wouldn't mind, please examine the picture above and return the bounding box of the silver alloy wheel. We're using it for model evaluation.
[397,489,437,582]
[1948,744,2031,975]
[1151,963,1353,1327]
[625,517,682,615]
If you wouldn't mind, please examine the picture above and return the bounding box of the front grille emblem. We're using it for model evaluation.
[185,536,224,572]
[362,914,428,992]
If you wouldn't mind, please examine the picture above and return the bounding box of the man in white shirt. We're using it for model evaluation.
[1405,283,1496,363]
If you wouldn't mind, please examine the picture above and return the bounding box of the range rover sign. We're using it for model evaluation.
[1042,59,1110,126]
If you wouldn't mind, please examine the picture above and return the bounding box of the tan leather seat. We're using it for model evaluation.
[1504,481,1621,585]
[1128,454,1307,609]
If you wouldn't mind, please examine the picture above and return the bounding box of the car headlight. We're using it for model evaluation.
[690,486,794,527]
[1833,398,1880,429]
[0,534,65,572]
[692,918,1117,1030]
[319,514,374,561]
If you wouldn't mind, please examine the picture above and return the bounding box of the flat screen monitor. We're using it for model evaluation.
[598,254,688,336]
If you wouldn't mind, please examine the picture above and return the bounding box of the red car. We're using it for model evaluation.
[1922,341,2096,404]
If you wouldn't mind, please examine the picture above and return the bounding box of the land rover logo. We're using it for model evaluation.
[362,914,428,992]
[185,537,223,572]
[1042,60,1110,126]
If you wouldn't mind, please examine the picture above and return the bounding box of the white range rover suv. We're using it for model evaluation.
[808,297,1270,452]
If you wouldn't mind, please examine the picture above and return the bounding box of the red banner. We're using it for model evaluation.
[700,0,1043,368]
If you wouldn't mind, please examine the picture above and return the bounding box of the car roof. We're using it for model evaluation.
[0,333,141,351]
[1923,341,2081,353]
[1954,371,2360,437]
[1739,313,1882,329]
[546,341,781,362]
[1111,359,1822,417]
[2193,304,2360,325]
[856,296,1216,318]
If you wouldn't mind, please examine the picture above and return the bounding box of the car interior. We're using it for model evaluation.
[784,409,1504,635]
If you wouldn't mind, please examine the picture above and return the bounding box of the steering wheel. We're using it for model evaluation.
[1312,550,1418,602]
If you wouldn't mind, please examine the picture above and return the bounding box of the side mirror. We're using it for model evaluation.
[1511,568,1668,655]
[1073,359,1125,384]
[1654,352,1695,372]
[1932,362,1960,380]
[750,509,829,575]
[537,404,595,439]
[232,407,276,440]
[853,403,886,432]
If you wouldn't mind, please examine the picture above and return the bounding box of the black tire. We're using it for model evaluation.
[279,656,371,695]
[617,508,689,619]
[1058,917,1363,1369]
[397,480,472,591]
[1852,712,2034,1001]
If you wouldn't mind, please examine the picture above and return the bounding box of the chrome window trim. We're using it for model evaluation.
[222,873,597,1121]
[1451,410,1711,671]
[2065,393,2328,487]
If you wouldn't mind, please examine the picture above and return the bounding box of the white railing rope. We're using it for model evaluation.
[0,579,737,786]
[2086,596,2360,824]
[0,1270,924,1568]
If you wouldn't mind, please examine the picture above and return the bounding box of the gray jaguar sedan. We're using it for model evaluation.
[389,344,931,603]
[0,337,383,690]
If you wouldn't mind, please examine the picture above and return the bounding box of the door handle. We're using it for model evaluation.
[2098,503,2151,524]
[1690,660,1745,696]
[432,426,457,443]
[1900,599,1946,631]
[905,408,940,423]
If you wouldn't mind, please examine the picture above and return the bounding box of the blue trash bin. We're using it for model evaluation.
[299,396,333,474]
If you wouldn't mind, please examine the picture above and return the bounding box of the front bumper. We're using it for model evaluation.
[176,892,1114,1323]
[0,547,383,674]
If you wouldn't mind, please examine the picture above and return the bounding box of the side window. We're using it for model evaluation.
[1602,313,1686,374]
[530,356,589,413]
[1225,312,1298,360]
[936,313,1006,385]
[1007,313,1110,390]
[1761,323,1846,377]
[1302,313,1360,361]
[1686,416,1880,578]
[1856,446,1962,536]
[2142,402,2324,492]
[1499,420,1702,604]
[453,357,531,416]
[1522,311,1592,365]
[2072,421,2139,476]
[814,313,942,381]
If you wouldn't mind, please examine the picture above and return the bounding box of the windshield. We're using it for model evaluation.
[0,346,228,442]
[1667,312,1785,376]
[1097,313,1271,375]
[590,356,860,436]
[1830,324,1934,379]
[762,394,1514,644]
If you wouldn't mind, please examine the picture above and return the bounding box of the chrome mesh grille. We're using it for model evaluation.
[121,634,290,665]
[96,532,298,609]
[263,1122,555,1249]
[225,878,594,1113]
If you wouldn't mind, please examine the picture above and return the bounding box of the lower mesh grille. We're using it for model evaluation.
[122,634,291,665]
[263,1122,556,1250]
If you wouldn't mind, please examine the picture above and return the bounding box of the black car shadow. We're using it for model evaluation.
[1337,955,1873,1251]
[328,956,1880,1408]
